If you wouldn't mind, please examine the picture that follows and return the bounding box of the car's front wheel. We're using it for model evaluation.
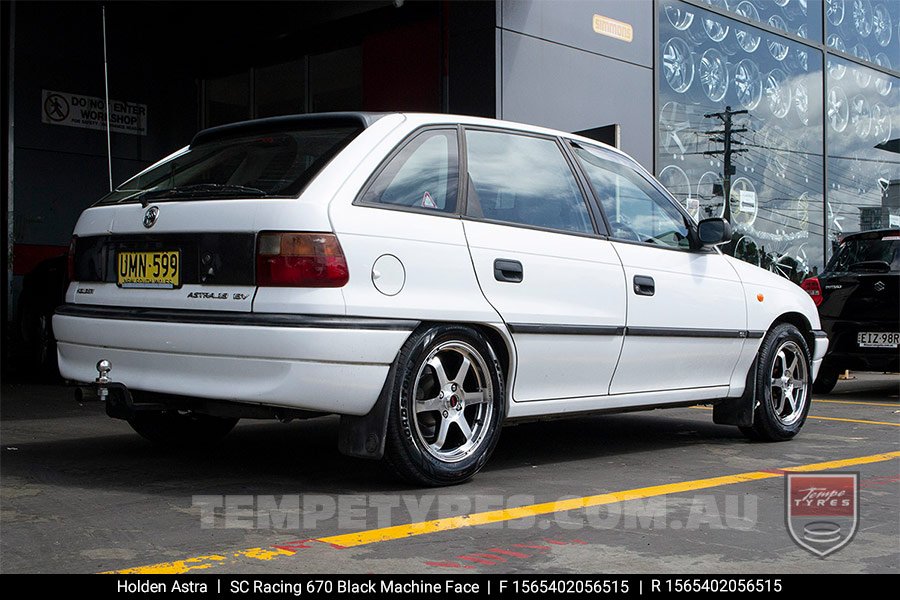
[740,323,812,441]
[384,325,505,486]
[128,411,239,447]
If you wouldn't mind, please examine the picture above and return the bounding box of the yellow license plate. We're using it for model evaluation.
[117,251,181,288]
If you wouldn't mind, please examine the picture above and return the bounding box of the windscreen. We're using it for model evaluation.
[95,126,361,205]
[826,236,900,272]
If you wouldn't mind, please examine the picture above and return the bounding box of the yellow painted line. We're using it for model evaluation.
[689,405,899,426]
[805,415,900,427]
[107,450,900,574]
[111,554,227,575]
[815,399,899,408]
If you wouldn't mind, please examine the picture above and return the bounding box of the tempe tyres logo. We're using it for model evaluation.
[786,472,859,557]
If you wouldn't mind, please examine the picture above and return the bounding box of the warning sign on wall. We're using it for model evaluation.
[41,89,147,136]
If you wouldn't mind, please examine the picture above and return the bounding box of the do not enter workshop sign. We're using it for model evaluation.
[42,89,147,136]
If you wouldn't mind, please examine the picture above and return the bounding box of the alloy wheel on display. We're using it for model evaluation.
[765,69,792,119]
[734,1,761,52]
[663,37,695,94]
[730,176,758,228]
[700,48,729,102]
[734,59,763,110]
[850,94,872,139]
[828,86,849,133]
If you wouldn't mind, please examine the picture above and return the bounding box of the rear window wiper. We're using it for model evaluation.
[126,184,269,206]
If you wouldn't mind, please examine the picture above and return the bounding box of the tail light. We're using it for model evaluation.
[67,236,77,282]
[800,276,823,307]
[256,232,349,287]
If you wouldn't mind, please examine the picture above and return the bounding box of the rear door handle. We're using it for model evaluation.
[494,259,523,283]
[633,275,655,296]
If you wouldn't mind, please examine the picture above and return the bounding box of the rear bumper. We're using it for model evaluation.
[811,330,829,381]
[820,319,898,372]
[53,305,416,415]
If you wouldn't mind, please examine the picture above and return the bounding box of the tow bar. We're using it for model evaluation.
[74,360,167,419]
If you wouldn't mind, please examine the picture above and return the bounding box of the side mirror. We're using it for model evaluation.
[697,218,732,247]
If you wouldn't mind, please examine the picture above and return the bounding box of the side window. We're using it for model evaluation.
[464,130,594,234]
[572,144,691,249]
[359,129,458,212]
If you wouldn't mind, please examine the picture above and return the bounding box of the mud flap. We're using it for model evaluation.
[338,359,398,460]
[713,358,758,427]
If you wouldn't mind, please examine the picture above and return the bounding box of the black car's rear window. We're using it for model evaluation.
[826,235,900,272]
[95,126,361,205]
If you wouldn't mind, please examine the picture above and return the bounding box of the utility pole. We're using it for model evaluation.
[703,106,748,223]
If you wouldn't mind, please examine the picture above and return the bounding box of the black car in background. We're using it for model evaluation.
[802,229,900,393]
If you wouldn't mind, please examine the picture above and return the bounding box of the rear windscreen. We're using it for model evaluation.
[95,126,361,205]
[826,237,900,272]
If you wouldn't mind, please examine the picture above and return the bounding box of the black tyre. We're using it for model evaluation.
[128,411,238,447]
[740,323,812,441]
[384,324,505,486]
[812,364,840,395]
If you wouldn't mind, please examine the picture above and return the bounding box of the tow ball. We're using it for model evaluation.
[74,359,113,404]
[95,359,112,400]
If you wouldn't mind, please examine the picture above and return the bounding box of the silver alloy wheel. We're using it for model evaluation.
[826,0,845,26]
[826,36,847,79]
[874,53,893,95]
[700,48,729,102]
[412,340,494,463]
[873,3,892,46]
[769,340,808,426]
[852,0,873,38]
[850,94,872,138]
[766,16,789,61]
[828,86,849,133]
[663,37,695,94]
[765,69,791,119]
[702,0,729,42]
[729,176,758,228]
[734,59,762,110]
[852,44,872,87]
[794,80,809,125]
[872,102,892,144]
[734,1,761,52]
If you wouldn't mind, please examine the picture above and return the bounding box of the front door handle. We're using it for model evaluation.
[494,259,523,283]
[633,275,655,296]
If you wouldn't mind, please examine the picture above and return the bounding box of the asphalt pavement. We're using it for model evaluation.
[1,372,897,574]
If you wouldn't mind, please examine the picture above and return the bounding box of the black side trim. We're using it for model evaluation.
[508,323,760,339]
[626,327,751,339]
[508,323,625,336]
[812,330,828,339]
[55,304,418,331]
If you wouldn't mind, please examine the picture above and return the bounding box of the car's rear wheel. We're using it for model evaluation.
[740,323,812,441]
[128,411,238,447]
[812,364,840,394]
[384,324,505,486]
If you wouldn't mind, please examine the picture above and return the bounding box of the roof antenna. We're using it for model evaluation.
[102,4,113,191]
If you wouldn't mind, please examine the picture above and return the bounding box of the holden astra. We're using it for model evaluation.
[55,112,828,486]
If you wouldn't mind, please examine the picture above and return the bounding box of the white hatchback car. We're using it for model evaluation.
[56,112,827,485]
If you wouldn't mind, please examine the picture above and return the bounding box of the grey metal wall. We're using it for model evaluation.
[497,0,654,169]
